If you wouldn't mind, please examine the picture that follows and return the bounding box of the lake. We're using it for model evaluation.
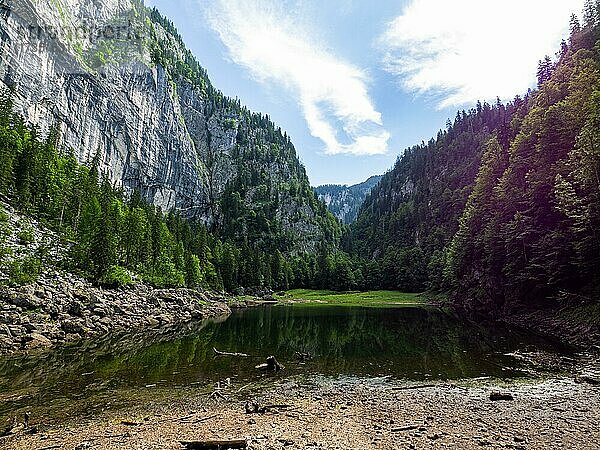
[0,305,572,422]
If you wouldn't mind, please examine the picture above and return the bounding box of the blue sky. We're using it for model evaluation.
[145,0,583,186]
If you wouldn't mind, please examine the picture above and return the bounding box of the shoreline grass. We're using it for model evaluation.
[275,289,426,308]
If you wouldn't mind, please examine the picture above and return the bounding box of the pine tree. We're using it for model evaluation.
[537,56,553,87]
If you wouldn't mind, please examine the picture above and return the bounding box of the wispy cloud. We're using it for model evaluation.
[204,0,390,156]
[379,0,585,109]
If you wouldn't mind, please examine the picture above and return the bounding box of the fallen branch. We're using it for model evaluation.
[213,348,250,357]
[209,391,227,402]
[391,425,419,432]
[120,420,142,426]
[245,401,292,414]
[391,384,436,391]
[295,351,312,361]
[576,375,600,386]
[180,414,219,424]
[180,439,247,449]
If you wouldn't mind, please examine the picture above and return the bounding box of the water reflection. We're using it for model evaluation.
[0,305,570,421]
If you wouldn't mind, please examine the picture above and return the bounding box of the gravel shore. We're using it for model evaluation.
[3,375,599,449]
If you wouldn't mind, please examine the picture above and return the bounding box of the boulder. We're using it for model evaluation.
[67,301,85,317]
[61,320,84,335]
[23,333,52,350]
[9,293,42,311]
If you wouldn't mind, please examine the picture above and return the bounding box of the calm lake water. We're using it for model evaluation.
[0,305,572,421]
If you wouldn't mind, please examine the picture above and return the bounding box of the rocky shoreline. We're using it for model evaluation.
[504,309,600,351]
[0,269,232,355]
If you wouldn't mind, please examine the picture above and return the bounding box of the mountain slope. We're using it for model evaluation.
[349,101,523,291]
[350,10,600,308]
[315,176,382,224]
[446,21,600,311]
[0,0,338,255]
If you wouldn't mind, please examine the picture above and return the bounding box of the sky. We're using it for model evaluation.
[145,0,584,186]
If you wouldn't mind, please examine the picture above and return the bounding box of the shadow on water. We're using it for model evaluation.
[0,305,573,421]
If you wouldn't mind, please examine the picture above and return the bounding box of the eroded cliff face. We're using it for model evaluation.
[0,0,332,252]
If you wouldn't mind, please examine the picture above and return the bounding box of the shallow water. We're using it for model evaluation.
[0,305,573,421]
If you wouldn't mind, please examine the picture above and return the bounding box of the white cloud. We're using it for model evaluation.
[204,0,390,156]
[380,0,585,108]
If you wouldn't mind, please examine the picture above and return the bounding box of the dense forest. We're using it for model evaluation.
[348,3,600,311]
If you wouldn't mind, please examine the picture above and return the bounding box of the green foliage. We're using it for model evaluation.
[17,225,35,245]
[223,118,237,130]
[0,207,12,277]
[8,255,41,286]
[350,14,600,310]
[99,265,132,288]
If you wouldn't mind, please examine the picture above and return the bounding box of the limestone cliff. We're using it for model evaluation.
[0,0,337,253]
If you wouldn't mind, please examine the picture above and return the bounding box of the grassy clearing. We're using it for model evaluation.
[275,289,425,308]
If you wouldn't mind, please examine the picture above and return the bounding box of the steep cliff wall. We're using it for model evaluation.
[0,0,336,253]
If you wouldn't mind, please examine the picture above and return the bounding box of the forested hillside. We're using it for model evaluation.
[350,5,600,311]
[0,3,344,292]
[446,13,600,312]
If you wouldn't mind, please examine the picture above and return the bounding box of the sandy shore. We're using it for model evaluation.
[2,374,599,450]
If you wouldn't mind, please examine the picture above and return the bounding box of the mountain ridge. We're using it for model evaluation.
[314,175,382,224]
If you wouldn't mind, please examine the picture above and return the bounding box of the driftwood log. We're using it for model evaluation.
[295,351,312,361]
[180,439,247,449]
[245,401,292,414]
[489,391,514,401]
[213,348,250,357]
[255,356,284,371]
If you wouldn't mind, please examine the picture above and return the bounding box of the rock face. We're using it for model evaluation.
[0,0,332,252]
[314,176,382,224]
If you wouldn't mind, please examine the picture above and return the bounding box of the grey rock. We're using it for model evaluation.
[23,323,38,332]
[92,307,107,317]
[145,317,160,327]
[9,293,42,310]
[61,320,84,335]
[8,325,24,336]
[68,301,85,317]
[23,333,53,350]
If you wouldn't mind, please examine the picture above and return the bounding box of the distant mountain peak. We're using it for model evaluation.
[314,175,382,224]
